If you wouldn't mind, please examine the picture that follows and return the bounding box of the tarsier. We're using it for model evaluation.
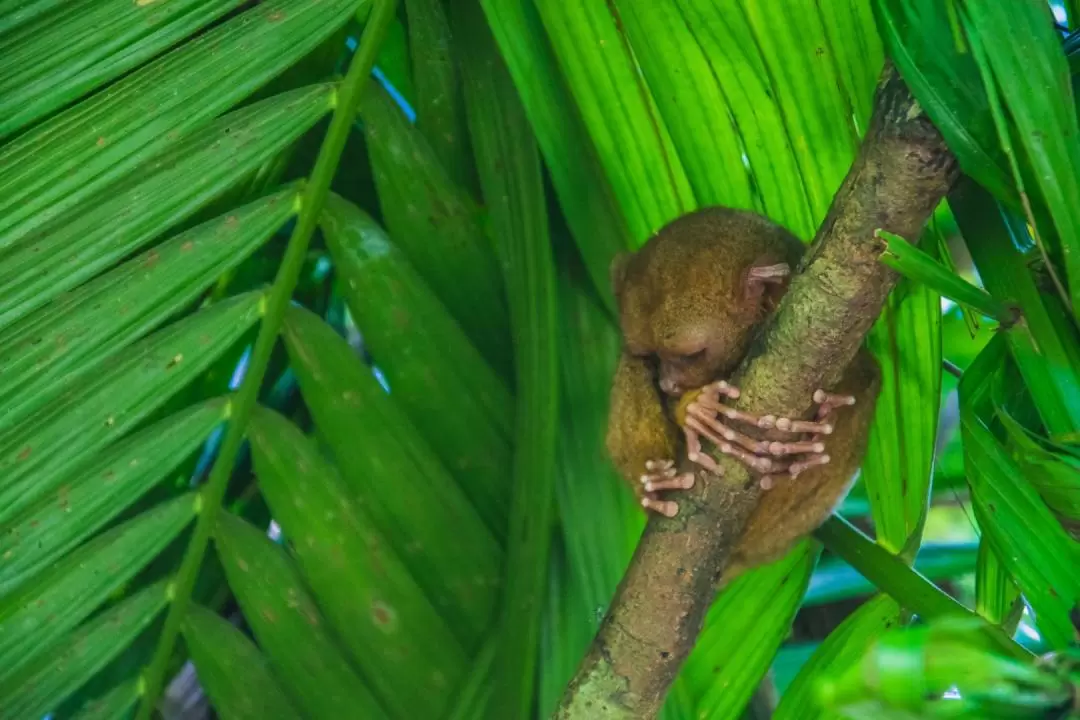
[606,207,881,579]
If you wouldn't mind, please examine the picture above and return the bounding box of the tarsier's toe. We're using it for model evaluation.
[790,453,831,478]
[639,457,696,518]
[642,472,695,493]
[813,389,857,407]
[774,416,833,435]
[641,496,680,518]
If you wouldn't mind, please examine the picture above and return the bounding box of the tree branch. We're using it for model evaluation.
[556,63,959,720]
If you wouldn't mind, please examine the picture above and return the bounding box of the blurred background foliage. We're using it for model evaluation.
[0,0,1077,718]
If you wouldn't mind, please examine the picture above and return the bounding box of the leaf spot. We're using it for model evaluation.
[370,600,397,629]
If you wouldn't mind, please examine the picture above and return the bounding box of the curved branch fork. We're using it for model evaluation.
[556,64,959,720]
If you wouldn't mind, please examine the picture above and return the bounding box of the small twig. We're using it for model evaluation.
[556,63,959,719]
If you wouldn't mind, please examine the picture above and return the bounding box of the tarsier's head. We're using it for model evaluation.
[612,208,804,397]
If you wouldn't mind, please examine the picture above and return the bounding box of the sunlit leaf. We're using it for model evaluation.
[862,240,942,556]
[531,0,695,241]
[959,0,1080,313]
[974,537,1019,628]
[477,0,631,308]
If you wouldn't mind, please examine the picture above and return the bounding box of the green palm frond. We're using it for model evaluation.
[1,0,1079,718]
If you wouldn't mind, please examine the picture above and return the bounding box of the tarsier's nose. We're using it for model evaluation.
[659,377,681,396]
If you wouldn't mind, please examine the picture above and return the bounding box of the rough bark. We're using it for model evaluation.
[555,63,959,720]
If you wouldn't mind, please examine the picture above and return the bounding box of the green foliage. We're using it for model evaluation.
[821,617,1076,719]
[0,0,1078,718]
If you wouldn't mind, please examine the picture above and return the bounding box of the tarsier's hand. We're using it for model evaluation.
[680,381,856,490]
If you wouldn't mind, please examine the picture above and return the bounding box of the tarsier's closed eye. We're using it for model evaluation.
[677,349,706,364]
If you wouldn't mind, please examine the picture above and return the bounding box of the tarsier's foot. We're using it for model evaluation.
[639,458,695,518]
[682,382,855,488]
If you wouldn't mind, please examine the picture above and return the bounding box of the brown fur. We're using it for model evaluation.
[606,207,881,579]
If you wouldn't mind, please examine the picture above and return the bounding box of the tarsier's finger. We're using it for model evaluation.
[641,496,679,518]
[813,389,857,421]
[643,473,695,493]
[774,417,834,435]
[789,453,831,478]
[685,416,728,451]
[686,417,771,472]
[715,439,774,473]
[759,475,777,490]
[767,439,826,456]
[684,427,723,474]
[645,459,676,472]
[703,380,741,400]
[686,404,768,454]
[694,393,777,430]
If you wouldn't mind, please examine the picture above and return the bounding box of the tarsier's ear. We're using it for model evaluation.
[745,261,791,314]
[610,252,631,300]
